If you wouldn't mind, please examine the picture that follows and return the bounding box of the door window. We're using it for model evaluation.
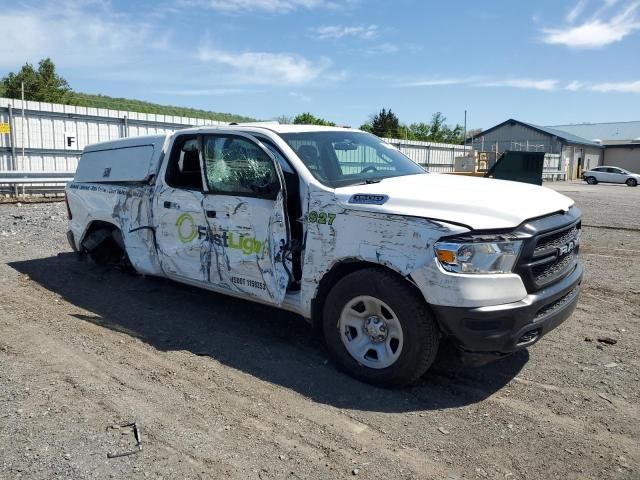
[203,136,279,198]
[166,137,205,190]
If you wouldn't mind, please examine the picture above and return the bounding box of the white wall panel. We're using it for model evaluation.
[2,97,471,179]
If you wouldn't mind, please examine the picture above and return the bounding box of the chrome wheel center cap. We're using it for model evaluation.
[363,316,388,342]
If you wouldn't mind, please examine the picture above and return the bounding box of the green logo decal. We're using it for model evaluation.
[175,213,265,256]
[176,213,198,243]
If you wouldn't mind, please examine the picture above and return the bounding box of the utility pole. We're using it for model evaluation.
[463,110,467,153]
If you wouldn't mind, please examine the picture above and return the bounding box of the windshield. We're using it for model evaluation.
[279,131,424,188]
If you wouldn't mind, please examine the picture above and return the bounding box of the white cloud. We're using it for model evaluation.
[566,0,588,22]
[542,0,640,48]
[197,47,331,85]
[183,0,355,13]
[289,92,312,102]
[566,80,586,91]
[159,88,261,95]
[590,80,640,92]
[400,77,473,87]
[365,43,400,55]
[312,24,378,40]
[402,74,640,94]
[401,76,559,91]
[476,78,559,91]
[0,0,339,93]
[0,0,168,69]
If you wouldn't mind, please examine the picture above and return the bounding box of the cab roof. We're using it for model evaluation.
[175,123,358,135]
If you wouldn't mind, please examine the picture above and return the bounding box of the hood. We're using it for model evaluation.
[334,173,574,230]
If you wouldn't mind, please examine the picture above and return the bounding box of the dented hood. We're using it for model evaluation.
[334,173,574,230]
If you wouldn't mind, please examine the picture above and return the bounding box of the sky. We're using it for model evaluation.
[1,0,639,130]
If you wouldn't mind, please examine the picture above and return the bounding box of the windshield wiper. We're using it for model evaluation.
[339,178,384,187]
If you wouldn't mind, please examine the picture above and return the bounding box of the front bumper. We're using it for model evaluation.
[431,262,583,353]
[66,230,78,252]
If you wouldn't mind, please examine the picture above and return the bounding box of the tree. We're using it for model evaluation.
[422,112,464,144]
[465,128,483,142]
[428,112,447,142]
[359,122,373,133]
[1,58,71,102]
[407,122,431,140]
[293,112,335,126]
[274,114,293,124]
[371,108,400,138]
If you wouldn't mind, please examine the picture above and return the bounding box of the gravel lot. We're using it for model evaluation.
[1,181,638,480]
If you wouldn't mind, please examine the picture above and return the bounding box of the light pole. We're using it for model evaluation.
[463,110,467,152]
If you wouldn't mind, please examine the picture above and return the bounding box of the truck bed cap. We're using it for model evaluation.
[75,134,169,183]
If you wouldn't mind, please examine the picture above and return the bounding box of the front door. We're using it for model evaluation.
[200,132,292,306]
[609,167,627,183]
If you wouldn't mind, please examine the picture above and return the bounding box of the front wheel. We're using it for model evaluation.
[626,178,638,187]
[586,176,598,185]
[322,268,440,387]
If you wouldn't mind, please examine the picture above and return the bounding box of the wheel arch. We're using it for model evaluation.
[79,219,124,252]
[310,258,426,329]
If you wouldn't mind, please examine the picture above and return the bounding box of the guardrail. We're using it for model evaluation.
[0,171,74,197]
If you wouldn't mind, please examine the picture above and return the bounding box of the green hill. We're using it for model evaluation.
[1,59,256,122]
[67,92,256,123]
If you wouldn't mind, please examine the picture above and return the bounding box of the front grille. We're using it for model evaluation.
[515,209,582,292]
[533,225,580,255]
[532,251,576,283]
[534,285,580,321]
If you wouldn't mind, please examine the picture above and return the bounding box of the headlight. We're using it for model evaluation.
[434,238,523,274]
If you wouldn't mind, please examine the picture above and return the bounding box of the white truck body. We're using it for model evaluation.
[66,125,583,386]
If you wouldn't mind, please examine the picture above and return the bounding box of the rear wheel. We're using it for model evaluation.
[626,178,638,187]
[322,268,440,387]
[586,176,598,185]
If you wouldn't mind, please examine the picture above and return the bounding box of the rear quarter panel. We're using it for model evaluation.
[66,182,163,276]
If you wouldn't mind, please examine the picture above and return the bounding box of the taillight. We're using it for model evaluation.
[64,192,72,220]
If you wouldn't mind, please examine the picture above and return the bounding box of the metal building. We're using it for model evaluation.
[0,97,224,174]
[547,121,640,173]
[469,119,604,180]
[0,97,471,195]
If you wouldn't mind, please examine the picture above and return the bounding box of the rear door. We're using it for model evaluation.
[200,132,292,306]
[592,167,609,182]
[154,136,211,282]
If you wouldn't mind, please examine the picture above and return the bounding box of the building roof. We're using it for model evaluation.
[474,118,604,148]
[546,121,640,143]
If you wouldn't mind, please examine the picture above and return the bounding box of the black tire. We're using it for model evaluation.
[586,176,597,185]
[322,268,440,387]
[626,178,637,187]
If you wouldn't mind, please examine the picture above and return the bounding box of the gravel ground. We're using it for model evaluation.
[0,181,638,480]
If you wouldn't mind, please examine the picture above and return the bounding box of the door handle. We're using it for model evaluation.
[164,201,177,209]
[206,210,216,218]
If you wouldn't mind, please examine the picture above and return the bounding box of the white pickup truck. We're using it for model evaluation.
[65,124,583,386]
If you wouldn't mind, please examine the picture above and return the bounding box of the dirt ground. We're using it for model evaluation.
[0,181,638,480]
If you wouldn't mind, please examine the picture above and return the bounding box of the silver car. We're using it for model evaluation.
[583,166,640,187]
